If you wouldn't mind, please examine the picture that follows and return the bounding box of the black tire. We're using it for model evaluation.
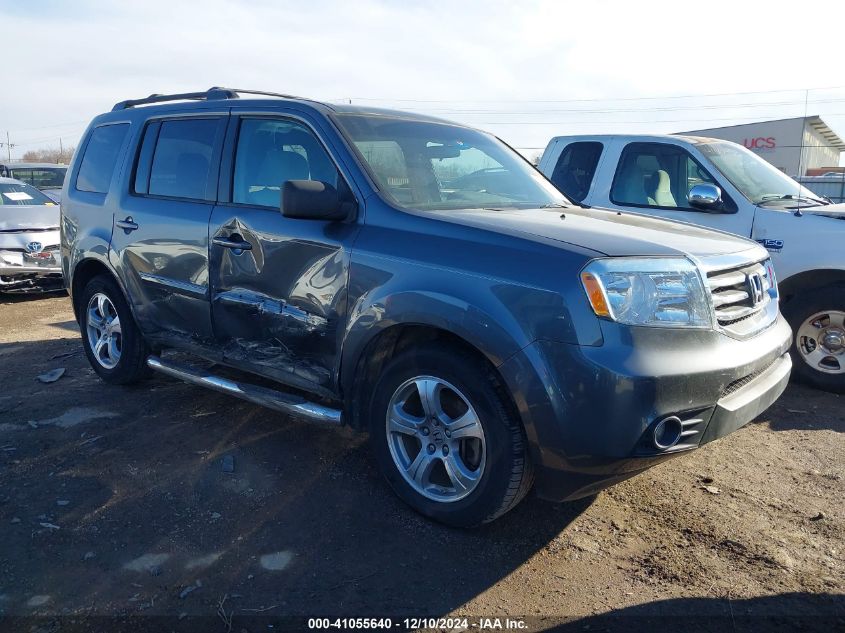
[368,343,533,527]
[782,286,845,394]
[79,274,150,385]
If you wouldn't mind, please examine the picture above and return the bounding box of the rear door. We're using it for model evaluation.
[208,113,360,393]
[110,114,228,340]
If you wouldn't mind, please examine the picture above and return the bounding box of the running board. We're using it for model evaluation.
[146,356,343,425]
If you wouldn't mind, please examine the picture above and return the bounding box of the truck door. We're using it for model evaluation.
[208,114,359,394]
[110,115,228,341]
[603,141,754,237]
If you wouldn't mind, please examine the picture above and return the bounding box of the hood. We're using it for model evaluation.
[438,206,764,259]
[792,202,845,219]
[0,204,60,232]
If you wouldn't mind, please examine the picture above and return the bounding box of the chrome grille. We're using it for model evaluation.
[706,260,776,337]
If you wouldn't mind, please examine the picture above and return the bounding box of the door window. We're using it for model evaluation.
[549,141,603,203]
[232,118,339,209]
[611,142,721,210]
[75,123,129,194]
[146,119,220,200]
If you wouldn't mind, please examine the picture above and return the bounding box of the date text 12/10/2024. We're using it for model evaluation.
[307,617,528,630]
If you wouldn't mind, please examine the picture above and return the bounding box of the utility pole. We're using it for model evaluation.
[59,137,63,163]
[3,131,12,162]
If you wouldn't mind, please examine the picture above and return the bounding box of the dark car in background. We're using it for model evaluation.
[61,87,791,527]
[0,162,68,202]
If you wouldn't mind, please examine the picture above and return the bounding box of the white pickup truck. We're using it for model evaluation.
[538,134,845,392]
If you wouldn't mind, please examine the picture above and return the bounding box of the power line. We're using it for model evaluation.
[410,97,845,116]
[335,85,845,105]
[457,112,845,126]
[7,120,89,133]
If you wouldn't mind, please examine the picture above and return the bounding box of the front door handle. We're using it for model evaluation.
[115,217,138,233]
[213,236,253,251]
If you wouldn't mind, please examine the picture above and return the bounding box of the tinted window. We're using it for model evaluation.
[76,124,129,194]
[148,119,218,200]
[9,167,67,189]
[550,142,602,202]
[233,118,339,208]
[611,142,720,210]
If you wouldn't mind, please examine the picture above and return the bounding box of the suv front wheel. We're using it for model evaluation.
[369,344,533,527]
[79,274,150,385]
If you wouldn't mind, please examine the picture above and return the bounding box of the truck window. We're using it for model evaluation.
[611,142,721,210]
[147,119,219,200]
[232,118,339,209]
[8,167,67,189]
[550,141,602,203]
[75,124,129,194]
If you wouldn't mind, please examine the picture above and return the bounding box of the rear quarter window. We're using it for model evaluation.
[549,141,603,203]
[75,124,130,194]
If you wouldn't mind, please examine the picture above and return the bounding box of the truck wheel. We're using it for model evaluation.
[368,344,533,527]
[79,274,150,385]
[783,287,845,394]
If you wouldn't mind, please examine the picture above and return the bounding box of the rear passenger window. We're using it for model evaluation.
[148,119,219,200]
[233,118,339,209]
[549,141,602,203]
[76,124,129,194]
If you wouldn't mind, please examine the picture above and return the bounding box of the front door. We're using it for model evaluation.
[605,141,754,237]
[209,115,359,393]
[111,115,228,341]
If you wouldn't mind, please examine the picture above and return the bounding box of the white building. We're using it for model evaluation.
[680,115,844,177]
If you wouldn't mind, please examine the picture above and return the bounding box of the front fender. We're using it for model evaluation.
[339,253,585,396]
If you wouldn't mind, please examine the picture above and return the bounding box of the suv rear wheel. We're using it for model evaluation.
[79,274,150,385]
[368,344,533,527]
[783,286,845,394]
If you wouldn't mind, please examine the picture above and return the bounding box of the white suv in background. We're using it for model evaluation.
[539,134,845,393]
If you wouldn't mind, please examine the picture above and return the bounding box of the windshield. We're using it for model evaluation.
[8,166,67,189]
[698,142,824,206]
[335,114,566,210]
[0,181,56,206]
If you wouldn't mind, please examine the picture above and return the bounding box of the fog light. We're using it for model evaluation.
[653,416,683,450]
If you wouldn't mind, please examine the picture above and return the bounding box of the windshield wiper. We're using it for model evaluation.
[541,201,590,210]
[758,194,826,207]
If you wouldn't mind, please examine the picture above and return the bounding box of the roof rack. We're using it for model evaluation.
[111,87,305,111]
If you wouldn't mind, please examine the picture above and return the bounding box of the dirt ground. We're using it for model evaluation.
[0,293,842,632]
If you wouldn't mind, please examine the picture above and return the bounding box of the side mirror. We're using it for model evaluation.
[282,180,348,221]
[688,183,724,212]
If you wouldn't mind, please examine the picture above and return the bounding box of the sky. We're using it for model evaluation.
[2,0,845,163]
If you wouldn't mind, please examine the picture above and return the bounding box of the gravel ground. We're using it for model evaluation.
[0,293,842,632]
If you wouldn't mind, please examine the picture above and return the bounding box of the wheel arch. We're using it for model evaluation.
[779,268,845,305]
[342,323,524,434]
[70,258,124,323]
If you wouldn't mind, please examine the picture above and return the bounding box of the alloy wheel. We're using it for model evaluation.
[86,292,123,370]
[385,375,486,503]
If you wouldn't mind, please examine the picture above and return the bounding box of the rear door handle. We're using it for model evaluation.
[213,236,253,251]
[115,217,138,233]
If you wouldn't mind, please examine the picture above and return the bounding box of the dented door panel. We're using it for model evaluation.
[209,207,358,390]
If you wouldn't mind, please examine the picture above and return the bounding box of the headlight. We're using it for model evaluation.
[581,257,712,328]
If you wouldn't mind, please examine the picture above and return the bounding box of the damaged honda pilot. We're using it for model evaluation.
[62,88,792,527]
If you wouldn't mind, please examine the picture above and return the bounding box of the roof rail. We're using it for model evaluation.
[111,87,306,111]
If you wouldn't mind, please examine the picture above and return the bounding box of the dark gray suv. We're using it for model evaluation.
[61,88,792,527]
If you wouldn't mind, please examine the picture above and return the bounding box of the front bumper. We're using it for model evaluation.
[498,315,792,502]
[0,253,63,291]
